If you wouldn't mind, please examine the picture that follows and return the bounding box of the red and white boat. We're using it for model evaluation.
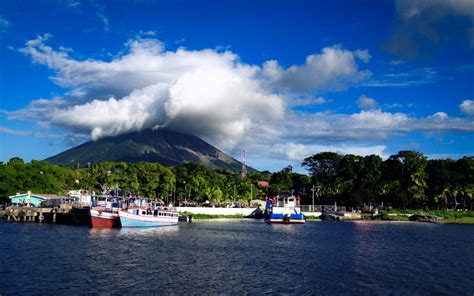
[90,196,122,228]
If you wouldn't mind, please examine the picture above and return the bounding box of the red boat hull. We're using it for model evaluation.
[90,215,121,228]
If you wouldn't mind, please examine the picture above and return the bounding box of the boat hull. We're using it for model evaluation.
[90,209,121,228]
[266,219,306,224]
[266,213,306,224]
[119,210,178,228]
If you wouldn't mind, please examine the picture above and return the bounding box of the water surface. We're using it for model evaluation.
[1,220,473,295]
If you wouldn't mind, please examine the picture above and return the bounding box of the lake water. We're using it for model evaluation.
[0,220,473,295]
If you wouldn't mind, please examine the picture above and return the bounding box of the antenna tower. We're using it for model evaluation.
[241,148,247,179]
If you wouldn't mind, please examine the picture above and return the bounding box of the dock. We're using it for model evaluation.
[2,205,91,225]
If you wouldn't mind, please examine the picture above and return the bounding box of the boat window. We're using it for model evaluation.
[154,210,158,216]
[142,211,146,215]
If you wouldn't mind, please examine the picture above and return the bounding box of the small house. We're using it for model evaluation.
[9,192,76,207]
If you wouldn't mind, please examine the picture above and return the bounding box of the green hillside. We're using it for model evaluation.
[46,129,252,171]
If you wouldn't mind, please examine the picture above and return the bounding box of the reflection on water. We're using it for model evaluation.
[118,225,179,236]
[0,220,473,295]
[89,225,179,238]
[268,223,306,234]
[89,227,121,237]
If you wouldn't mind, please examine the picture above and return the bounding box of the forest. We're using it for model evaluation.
[0,150,472,210]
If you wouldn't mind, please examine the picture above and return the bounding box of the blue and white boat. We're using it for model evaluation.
[265,195,305,224]
[118,207,179,228]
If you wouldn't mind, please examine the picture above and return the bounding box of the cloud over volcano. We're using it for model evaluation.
[7,34,473,167]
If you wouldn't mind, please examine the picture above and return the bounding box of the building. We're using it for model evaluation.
[9,192,76,207]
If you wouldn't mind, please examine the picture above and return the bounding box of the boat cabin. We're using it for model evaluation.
[129,208,178,218]
[266,195,302,215]
[274,195,297,208]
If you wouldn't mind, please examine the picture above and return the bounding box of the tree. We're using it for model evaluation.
[453,157,474,210]
[302,152,343,204]
[302,152,343,184]
[269,165,294,194]
[426,159,455,209]
[383,151,428,208]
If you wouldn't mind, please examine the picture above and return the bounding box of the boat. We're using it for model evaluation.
[264,195,305,224]
[118,206,179,228]
[90,196,122,228]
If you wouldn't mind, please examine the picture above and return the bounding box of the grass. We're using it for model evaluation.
[178,210,474,223]
[180,212,245,219]
[378,209,474,223]
[443,217,474,224]
[376,212,410,221]
[305,215,321,220]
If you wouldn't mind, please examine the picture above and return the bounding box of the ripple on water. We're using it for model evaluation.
[0,220,473,295]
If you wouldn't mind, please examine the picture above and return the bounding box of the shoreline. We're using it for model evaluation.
[184,212,474,224]
[181,217,474,224]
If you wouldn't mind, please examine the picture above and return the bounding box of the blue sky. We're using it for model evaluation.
[0,0,473,172]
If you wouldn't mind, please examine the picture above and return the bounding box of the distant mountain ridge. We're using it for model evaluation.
[46,129,252,172]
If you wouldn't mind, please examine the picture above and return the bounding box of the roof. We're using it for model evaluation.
[9,193,70,200]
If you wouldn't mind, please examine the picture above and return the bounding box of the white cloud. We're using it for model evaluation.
[0,126,31,136]
[17,36,284,147]
[357,94,377,109]
[430,112,449,120]
[385,0,474,58]
[0,126,63,139]
[350,109,408,128]
[262,45,372,93]
[90,2,110,32]
[354,49,371,63]
[291,96,328,107]
[265,108,473,146]
[365,67,440,87]
[11,35,474,166]
[390,59,405,66]
[139,30,157,37]
[96,12,109,31]
[174,38,186,45]
[215,44,231,52]
[460,100,474,116]
[271,142,388,161]
[66,0,81,8]
[8,97,68,128]
[397,0,474,20]
[0,16,11,32]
